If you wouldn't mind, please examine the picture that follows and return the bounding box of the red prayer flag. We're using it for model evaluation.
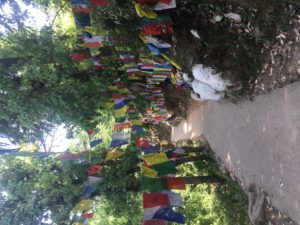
[71,53,86,61]
[136,139,150,148]
[86,42,101,48]
[160,0,172,4]
[88,165,103,175]
[84,213,94,219]
[72,7,92,13]
[142,219,167,225]
[114,122,131,131]
[91,0,111,6]
[166,177,186,190]
[143,193,170,208]
[139,0,159,4]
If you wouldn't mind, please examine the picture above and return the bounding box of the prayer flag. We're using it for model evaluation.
[83,185,96,197]
[87,176,103,186]
[132,125,144,133]
[91,0,111,6]
[58,153,80,160]
[114,122,131,131]
[161,190,183,207]
[136,139,150,147]
[115,105,128,116]
[143,206,161,220]
[105,150,124,161]
[140,146,160,154]
[110,139,128,147]
[131,119,143,126]
[135,3,157,19]
[141,165,158,178]
[77,199,93,211]
[143,193,170,208]
[152,160,177,176]
[90,139,102,148]
[142,177,167,192]
[153,207,185,224]
[142,219,167,225]
[19,143,38,151]
[166,177,186,190]
[143,152,168,165]
[88,165,103,175]
[83,213,94,219]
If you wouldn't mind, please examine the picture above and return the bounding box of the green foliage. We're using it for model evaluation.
[174,142,251,225]
[0,156,88,225]
[0,27,113,143]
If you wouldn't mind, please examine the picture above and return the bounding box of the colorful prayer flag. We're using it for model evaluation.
[90,139,102,148]
[77,199,93,211]
[83,185,96,197]
[88,165,103,175]
[143,193,170,208]
[142,177,167,192]
[143,152,168,165]
[153,207,185,224]
[83,213,94,219]
[141,165,158,178]
[105,150,124,161]
[143,206,161,220]
[142,219,167,225]
[166,177,186,190]
[152,160,177,176]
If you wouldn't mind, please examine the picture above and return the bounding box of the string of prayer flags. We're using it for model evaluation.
[153,207,185,224]
[105,150,125,161]
[88,165,103,175]
[90,139,102,148]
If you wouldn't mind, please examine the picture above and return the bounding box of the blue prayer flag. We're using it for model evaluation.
[153,207,185,224]
[83,185,96,197]
[114,100,128,109]
[110,139,128,147]
[90,139,102,148]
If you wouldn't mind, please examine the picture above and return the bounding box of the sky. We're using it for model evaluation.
[1,0,72,153]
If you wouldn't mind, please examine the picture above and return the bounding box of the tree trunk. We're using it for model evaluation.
[175,155,212,166]
[183,175,225,185]
[181,146,205,153]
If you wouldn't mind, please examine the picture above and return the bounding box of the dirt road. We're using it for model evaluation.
[172,82,300,223]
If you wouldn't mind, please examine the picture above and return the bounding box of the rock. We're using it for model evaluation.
[224,13,242,23]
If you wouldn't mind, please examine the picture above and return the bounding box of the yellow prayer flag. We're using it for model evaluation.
[119,88,130,94]
[139,33,147,43]
[109,85,119,91]
[75,223,83,225]
[105,151,125,161]
[115,105,128,116]
[19,143,38,151]
[134,3,157,19]
[105,101,114,109]
[142,152,168,165]
[161,53,182,70]
[77,199,93,211]
[131,119,143,126]
[141,165,158,178]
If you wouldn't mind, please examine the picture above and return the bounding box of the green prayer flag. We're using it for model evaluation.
[152,160,177,176]
[142,176,168,192]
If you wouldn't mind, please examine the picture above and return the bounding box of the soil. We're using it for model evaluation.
[170,0,300,95]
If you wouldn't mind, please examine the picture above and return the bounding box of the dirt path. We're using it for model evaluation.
[172,82,300,224]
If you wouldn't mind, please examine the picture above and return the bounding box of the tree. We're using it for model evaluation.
[0,155,88,225]
[0,27,114,143]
